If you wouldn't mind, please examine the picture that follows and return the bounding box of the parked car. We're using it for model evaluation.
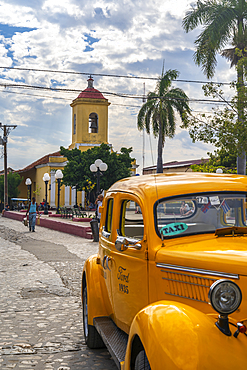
[82,173,247,370]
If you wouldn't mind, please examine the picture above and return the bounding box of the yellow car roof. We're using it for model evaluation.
[108,173,247,201]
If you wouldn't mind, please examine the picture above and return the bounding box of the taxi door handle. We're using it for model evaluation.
[102,255,107,269]
[106,256,111,271]
[102,255,111,270]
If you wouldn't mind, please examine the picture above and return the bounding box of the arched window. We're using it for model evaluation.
[89,112,98,133]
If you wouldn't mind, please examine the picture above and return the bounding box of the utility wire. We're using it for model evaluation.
[0,88,73,101]
[0,82,233,104]
[0,88,144,107]
[0,88,228,111]
[0,65,235,85]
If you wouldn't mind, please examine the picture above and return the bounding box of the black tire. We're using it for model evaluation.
[82,285,105,349]
[135,350,151,370]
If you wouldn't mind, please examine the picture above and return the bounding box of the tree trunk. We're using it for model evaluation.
[237,151,246,174]
[157,121,163,173]
[237,18,246,175]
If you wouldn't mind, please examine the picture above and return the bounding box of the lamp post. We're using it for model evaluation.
[42,173,50,215]
[25,178,32,201]
[55,169,63,214]
[90,159,108,195]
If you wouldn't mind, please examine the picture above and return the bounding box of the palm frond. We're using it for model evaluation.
[182,0,218,32]
[184,1,239,78]
[221,47,238,67]
[145,106,154,134]
[137,99,156,130]
[163,89,190,114]
[158,69,179,96]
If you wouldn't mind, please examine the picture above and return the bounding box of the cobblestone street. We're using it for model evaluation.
[0,217,117,370]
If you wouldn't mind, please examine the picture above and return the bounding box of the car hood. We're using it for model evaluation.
[155,235,247,276]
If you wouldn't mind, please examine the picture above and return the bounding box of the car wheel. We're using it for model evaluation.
[135,350,151,370]
[82,284,105,349]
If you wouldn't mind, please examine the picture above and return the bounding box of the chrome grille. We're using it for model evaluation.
[161,269,216,303]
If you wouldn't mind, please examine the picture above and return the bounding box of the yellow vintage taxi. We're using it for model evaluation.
[82,173,247,370]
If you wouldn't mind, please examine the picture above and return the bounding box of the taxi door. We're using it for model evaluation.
[99,197,115,316]
[109,194,149,334]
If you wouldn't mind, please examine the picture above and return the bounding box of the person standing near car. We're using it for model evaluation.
[95,194,104,222]
[26,197,40,232]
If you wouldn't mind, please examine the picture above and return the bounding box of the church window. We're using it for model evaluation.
[73,114,76,135]
[89,112,98,133]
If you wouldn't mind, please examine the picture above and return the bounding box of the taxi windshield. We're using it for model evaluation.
[155,192,247,239]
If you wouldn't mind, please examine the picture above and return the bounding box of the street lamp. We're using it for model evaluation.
[90,159,108,195]
[25,178,32,201]
[55,169,63,214]
[42,173,50,215]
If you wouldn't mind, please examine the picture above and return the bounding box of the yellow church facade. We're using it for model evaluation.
[17,78,112,208]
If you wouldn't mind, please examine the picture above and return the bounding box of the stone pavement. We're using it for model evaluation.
[0,217,117,370]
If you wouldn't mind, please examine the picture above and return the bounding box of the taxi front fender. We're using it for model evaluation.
[82,255,109,326]
[125,301,247,370]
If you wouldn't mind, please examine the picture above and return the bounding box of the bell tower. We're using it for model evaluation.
[69,77,111,151]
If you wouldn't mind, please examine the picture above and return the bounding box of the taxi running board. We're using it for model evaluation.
[94,317,128,370]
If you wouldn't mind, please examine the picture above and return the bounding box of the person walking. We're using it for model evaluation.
[26,197,40,232]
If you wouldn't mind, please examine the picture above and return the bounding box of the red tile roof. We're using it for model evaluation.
[17,151,63,173]
[76,87,106,100]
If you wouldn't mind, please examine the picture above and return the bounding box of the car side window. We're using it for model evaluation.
[119,200,144,240]
[105,198,114,233]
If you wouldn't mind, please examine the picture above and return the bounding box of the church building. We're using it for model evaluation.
[17,77,112,208]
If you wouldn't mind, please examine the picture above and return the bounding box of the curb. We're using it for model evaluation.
[3,211,93,239]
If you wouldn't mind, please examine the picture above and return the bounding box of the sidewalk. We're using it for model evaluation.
[3,210,93,239]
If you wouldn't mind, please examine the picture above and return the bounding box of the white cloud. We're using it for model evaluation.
[0,0,237,173]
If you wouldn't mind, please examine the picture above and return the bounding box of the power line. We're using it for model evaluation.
[0,88,73,101]
[0,82,233,104]
[0,65,235,85]
[0,88,144,107]
[0,88,229,110]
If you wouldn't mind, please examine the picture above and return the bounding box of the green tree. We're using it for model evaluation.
[191,148,238,173]
[0,172,22,202]
[187,83,247,161]
[137,68,190,173]
[60,143,134,194]
[182,0,247,174]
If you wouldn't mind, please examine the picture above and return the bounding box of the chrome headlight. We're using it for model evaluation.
[208,279,242,315]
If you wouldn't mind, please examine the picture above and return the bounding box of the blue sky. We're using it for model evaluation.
[0,0,236,173]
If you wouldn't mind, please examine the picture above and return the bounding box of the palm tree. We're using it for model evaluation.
[137,68,190,173]
[182,0,247,175]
